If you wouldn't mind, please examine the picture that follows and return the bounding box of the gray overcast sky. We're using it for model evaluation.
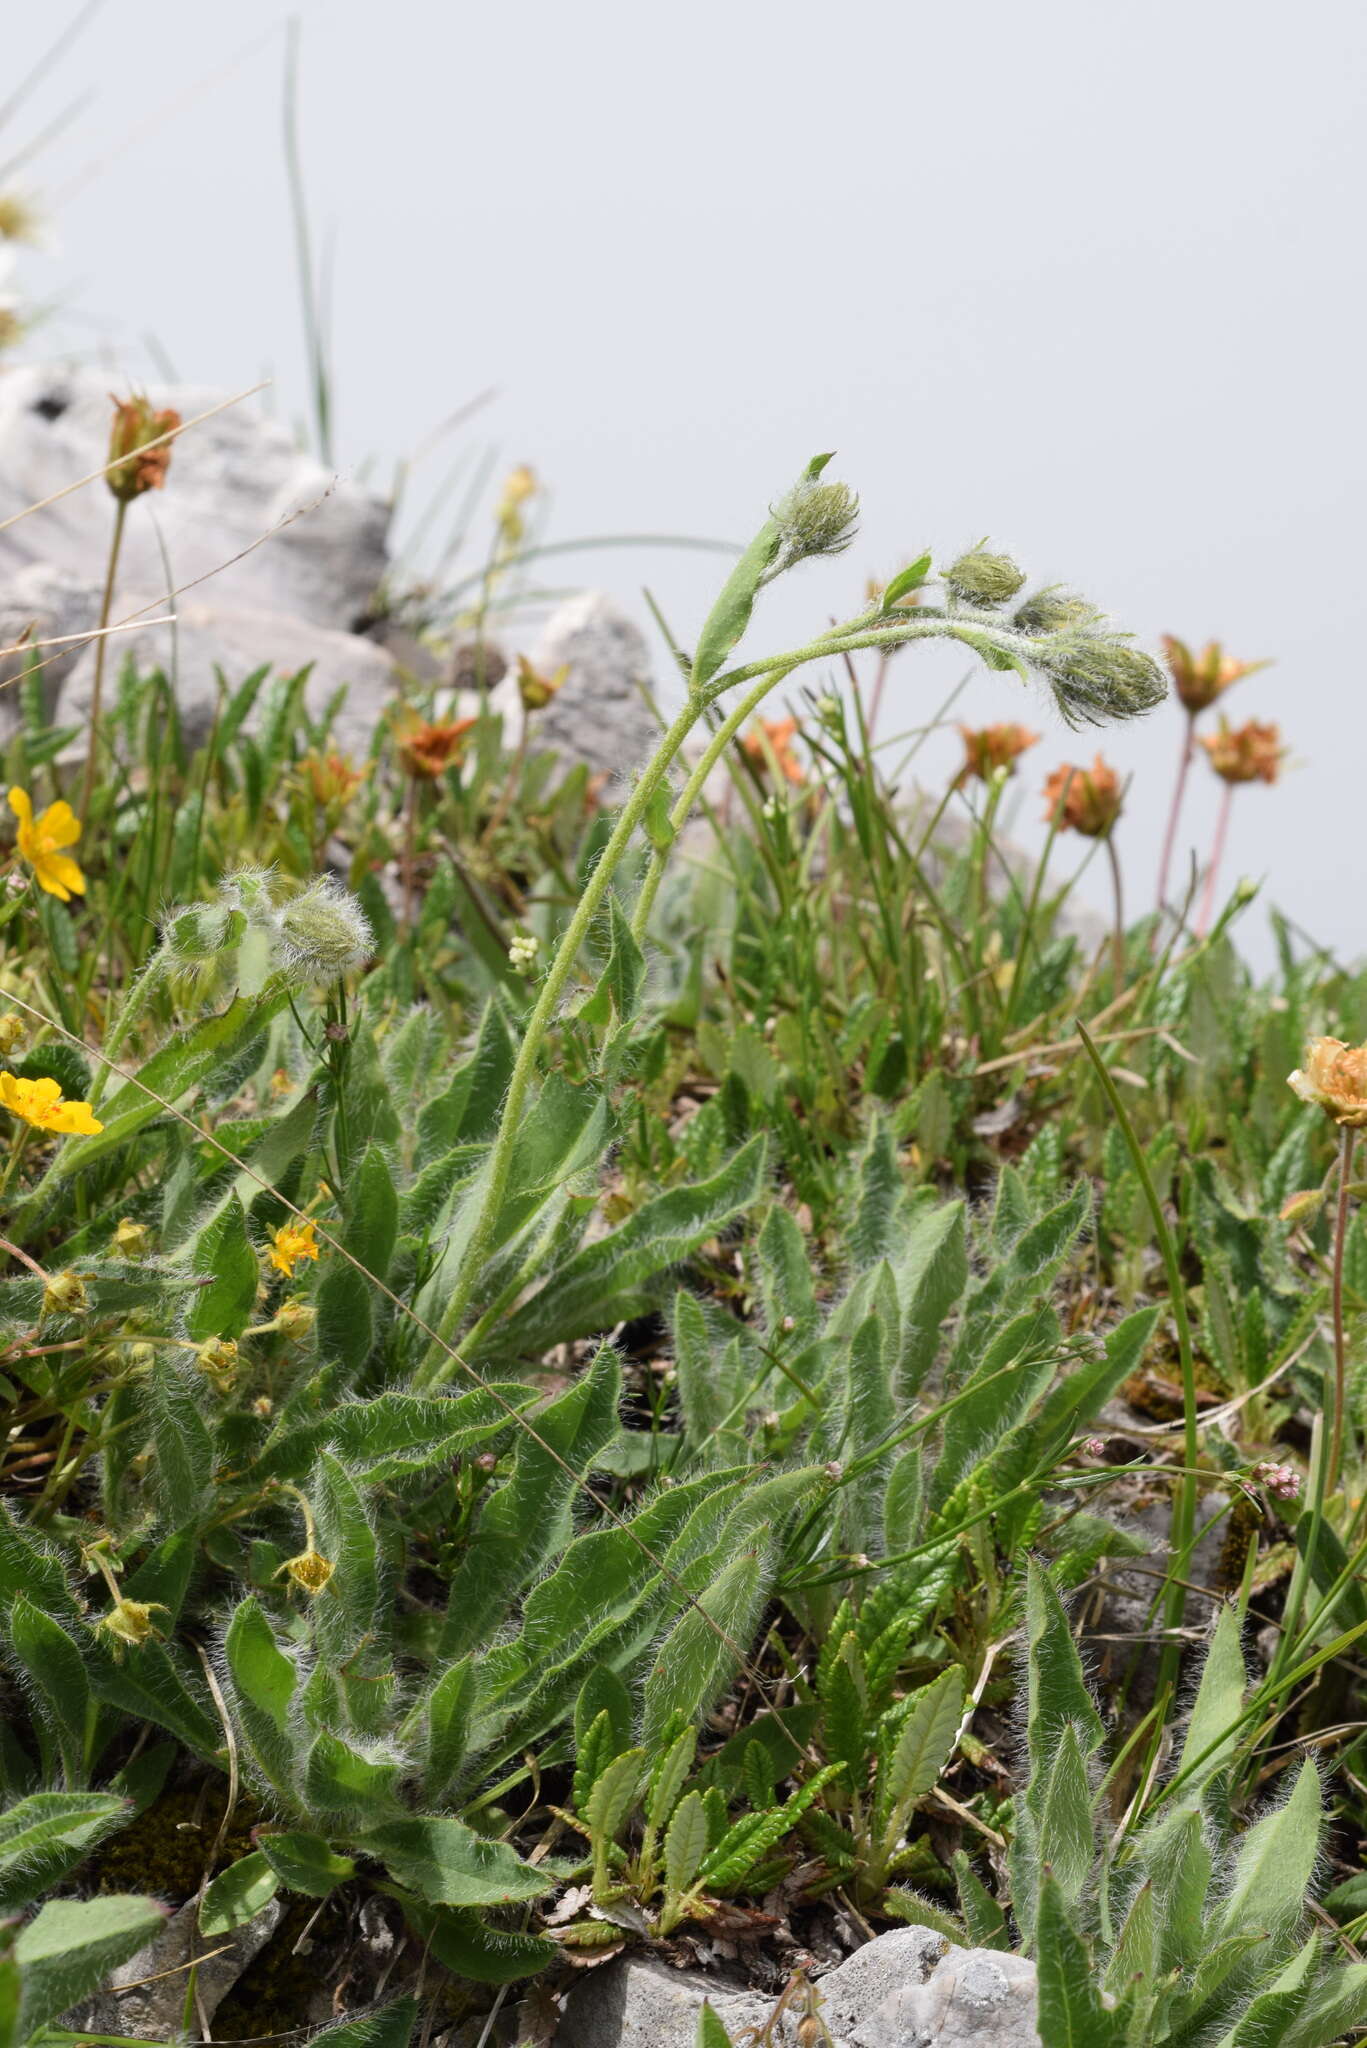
[8,0,1367,965]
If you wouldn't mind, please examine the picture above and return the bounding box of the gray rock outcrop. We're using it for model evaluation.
[0,363,387,627]
[0,362,397,747]
[528,590,661,779]
[558,1928,1040,2048]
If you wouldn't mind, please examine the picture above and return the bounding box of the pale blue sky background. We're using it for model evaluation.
[7,0,1366,964]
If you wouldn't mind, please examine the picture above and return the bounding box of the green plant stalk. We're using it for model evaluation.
[418,692,701,1376]
[78,496,127,823]
[1076,1019,1198,1703]
[1328,1124,1355,1491]
[629,665,800,943]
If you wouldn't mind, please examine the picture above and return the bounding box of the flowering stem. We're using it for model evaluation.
[1105,830,1126,991]
[1329,1124,1355,1493]
[1195,783,1232,939]
[1155,710,1194,916]
[630,664,801,944]
[80,498,128,824]
[419,693,703,1379]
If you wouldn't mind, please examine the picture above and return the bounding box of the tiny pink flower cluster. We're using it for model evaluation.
[1252,1460,1301,1502]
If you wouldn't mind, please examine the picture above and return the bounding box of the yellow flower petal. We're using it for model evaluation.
[37,854,85,900]
[7,787,31,827]
[37,801,81,850]
[51,1101,103,1134]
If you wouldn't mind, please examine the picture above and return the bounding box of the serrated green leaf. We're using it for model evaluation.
[665,1790,709,1900]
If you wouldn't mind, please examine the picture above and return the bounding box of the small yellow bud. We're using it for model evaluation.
[96,1598,168,1659]
[516,655,567,712]
[43,1269,89,1317]
[113,1217,151,1258]
[196,1336,240,1389]
[1279,1188,1327,1225]
[0,1014,26,1056]
[273,1297,315,1340]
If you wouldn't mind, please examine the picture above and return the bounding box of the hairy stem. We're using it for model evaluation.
[419,693,703,1379]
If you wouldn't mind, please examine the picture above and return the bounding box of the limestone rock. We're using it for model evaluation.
[558,1929,1041,2048]
[54,596,400,760]
[0,363,389,628]
[64,1896,284,2040]
[529,591,660,780]
[0,561,103,720]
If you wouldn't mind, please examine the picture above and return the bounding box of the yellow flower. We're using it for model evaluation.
[0,1071,103,1135]
[275,1547,334,1595]
[8,788,85,901]
[269,1218,320,1277]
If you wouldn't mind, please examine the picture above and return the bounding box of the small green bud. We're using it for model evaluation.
[1038,632,1168,728]
[945,547,1026,607]
[271,879,373,983]
[160,902,249,963]
[1012,587,1093,635]
[770,478,859,569]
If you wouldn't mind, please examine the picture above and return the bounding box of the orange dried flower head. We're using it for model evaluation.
[1042,755,1123,838]
[107,393,180,504]
[396,715,478,780]
[302,751,367,808]
[741,717,805,786]
[1289,1037,1367,1128]
[957,723,1040,785]
[1161,635,1269,716]
[1199,717,1284,787]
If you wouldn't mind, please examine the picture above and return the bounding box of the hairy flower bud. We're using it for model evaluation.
[96,1596,168,1657]
[107,393,180,504]
[113,1217,151,1258]
[273,1297,316,1340]
[1037,631,1168,728]
[196,1336,240,1389]
[43,1268,89,1317]
[160,901,248,963]
[271,878,372,983]
[945,547,1026,607]
[1011,587,1092,635]
[0,1014,24,1057]
[770,478,860,569]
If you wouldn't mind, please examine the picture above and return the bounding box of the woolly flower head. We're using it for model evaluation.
[769,476,859,572]
[270,877,373,984]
